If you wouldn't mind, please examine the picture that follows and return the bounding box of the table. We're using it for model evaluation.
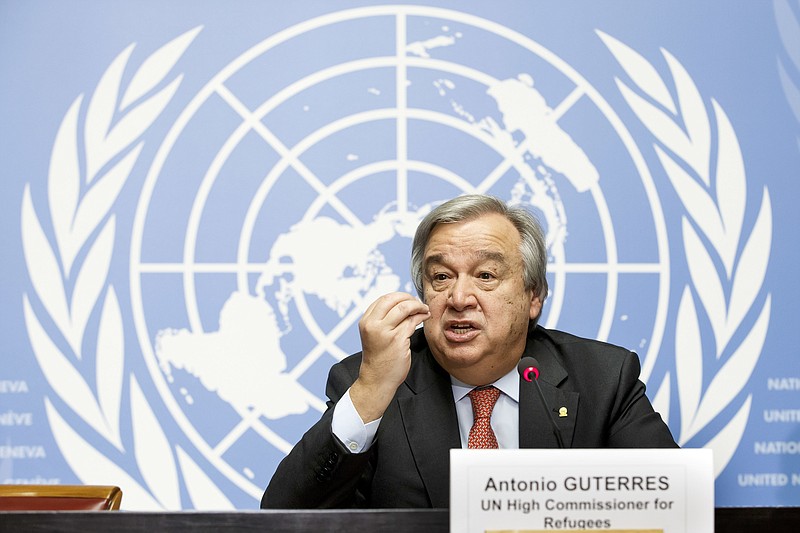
[0,507,797,532]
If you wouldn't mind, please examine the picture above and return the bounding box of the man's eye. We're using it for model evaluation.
[479,272,494,280]
[434,273,448,281]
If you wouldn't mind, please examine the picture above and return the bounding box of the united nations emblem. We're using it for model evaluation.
[22,6,770,509]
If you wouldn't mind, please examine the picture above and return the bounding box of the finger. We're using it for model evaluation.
[364,292,420,322]
[381,297,429,330]
[398,307,430,336]
[360,293,388,318]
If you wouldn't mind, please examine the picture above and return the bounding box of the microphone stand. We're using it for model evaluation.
[518,357,565,448]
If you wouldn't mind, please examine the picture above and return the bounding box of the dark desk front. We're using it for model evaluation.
[0,507,797,532]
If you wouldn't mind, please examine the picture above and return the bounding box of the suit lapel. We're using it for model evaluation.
[398,336,460,508]
[519,331,578,448]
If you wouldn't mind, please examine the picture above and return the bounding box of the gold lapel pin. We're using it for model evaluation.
[558,406,568,418]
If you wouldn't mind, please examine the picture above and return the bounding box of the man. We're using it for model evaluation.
[261,194,677,509]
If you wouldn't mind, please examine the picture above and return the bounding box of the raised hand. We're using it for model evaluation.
[350,292,430,422]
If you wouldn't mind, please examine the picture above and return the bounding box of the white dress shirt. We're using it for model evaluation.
[331,367,520,452]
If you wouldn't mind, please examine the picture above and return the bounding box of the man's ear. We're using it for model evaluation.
[529,295,542,321]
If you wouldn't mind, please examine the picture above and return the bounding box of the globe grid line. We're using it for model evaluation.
[286,304,365,381]
[215,407,294,458]
[551,86,587,122]
[395,12,410,211]
[215,83,364,225]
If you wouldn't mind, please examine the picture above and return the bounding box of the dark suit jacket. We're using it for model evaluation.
[261,326,677,509]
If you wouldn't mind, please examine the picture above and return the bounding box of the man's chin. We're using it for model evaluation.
[430,345,485,373]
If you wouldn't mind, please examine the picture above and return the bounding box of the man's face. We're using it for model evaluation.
[421,213,542,386]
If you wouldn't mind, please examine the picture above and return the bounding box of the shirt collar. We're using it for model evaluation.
[451,366,520,403]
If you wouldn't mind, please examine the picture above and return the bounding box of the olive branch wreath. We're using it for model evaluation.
[600,32,772,476]
[21,27,234,510]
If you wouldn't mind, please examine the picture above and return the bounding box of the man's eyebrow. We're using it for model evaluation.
[477,251,506,263]
[423,250,507,266]
[424,253,446,267]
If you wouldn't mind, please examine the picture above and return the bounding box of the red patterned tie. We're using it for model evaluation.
[468,386,501,449]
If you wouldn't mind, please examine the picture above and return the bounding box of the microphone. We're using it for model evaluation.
[517,356,565,448]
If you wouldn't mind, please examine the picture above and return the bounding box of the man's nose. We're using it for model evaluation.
[448,276,477,310]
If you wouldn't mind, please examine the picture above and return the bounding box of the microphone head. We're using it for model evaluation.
[517,356,540,382]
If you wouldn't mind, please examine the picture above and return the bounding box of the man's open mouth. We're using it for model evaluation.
[449,323,476,334]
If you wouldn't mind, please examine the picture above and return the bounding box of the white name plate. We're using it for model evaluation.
[451,448,713,533]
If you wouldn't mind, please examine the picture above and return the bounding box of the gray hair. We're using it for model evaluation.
[410,194,548,303]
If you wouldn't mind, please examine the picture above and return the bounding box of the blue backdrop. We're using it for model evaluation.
[1,0,798,509]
